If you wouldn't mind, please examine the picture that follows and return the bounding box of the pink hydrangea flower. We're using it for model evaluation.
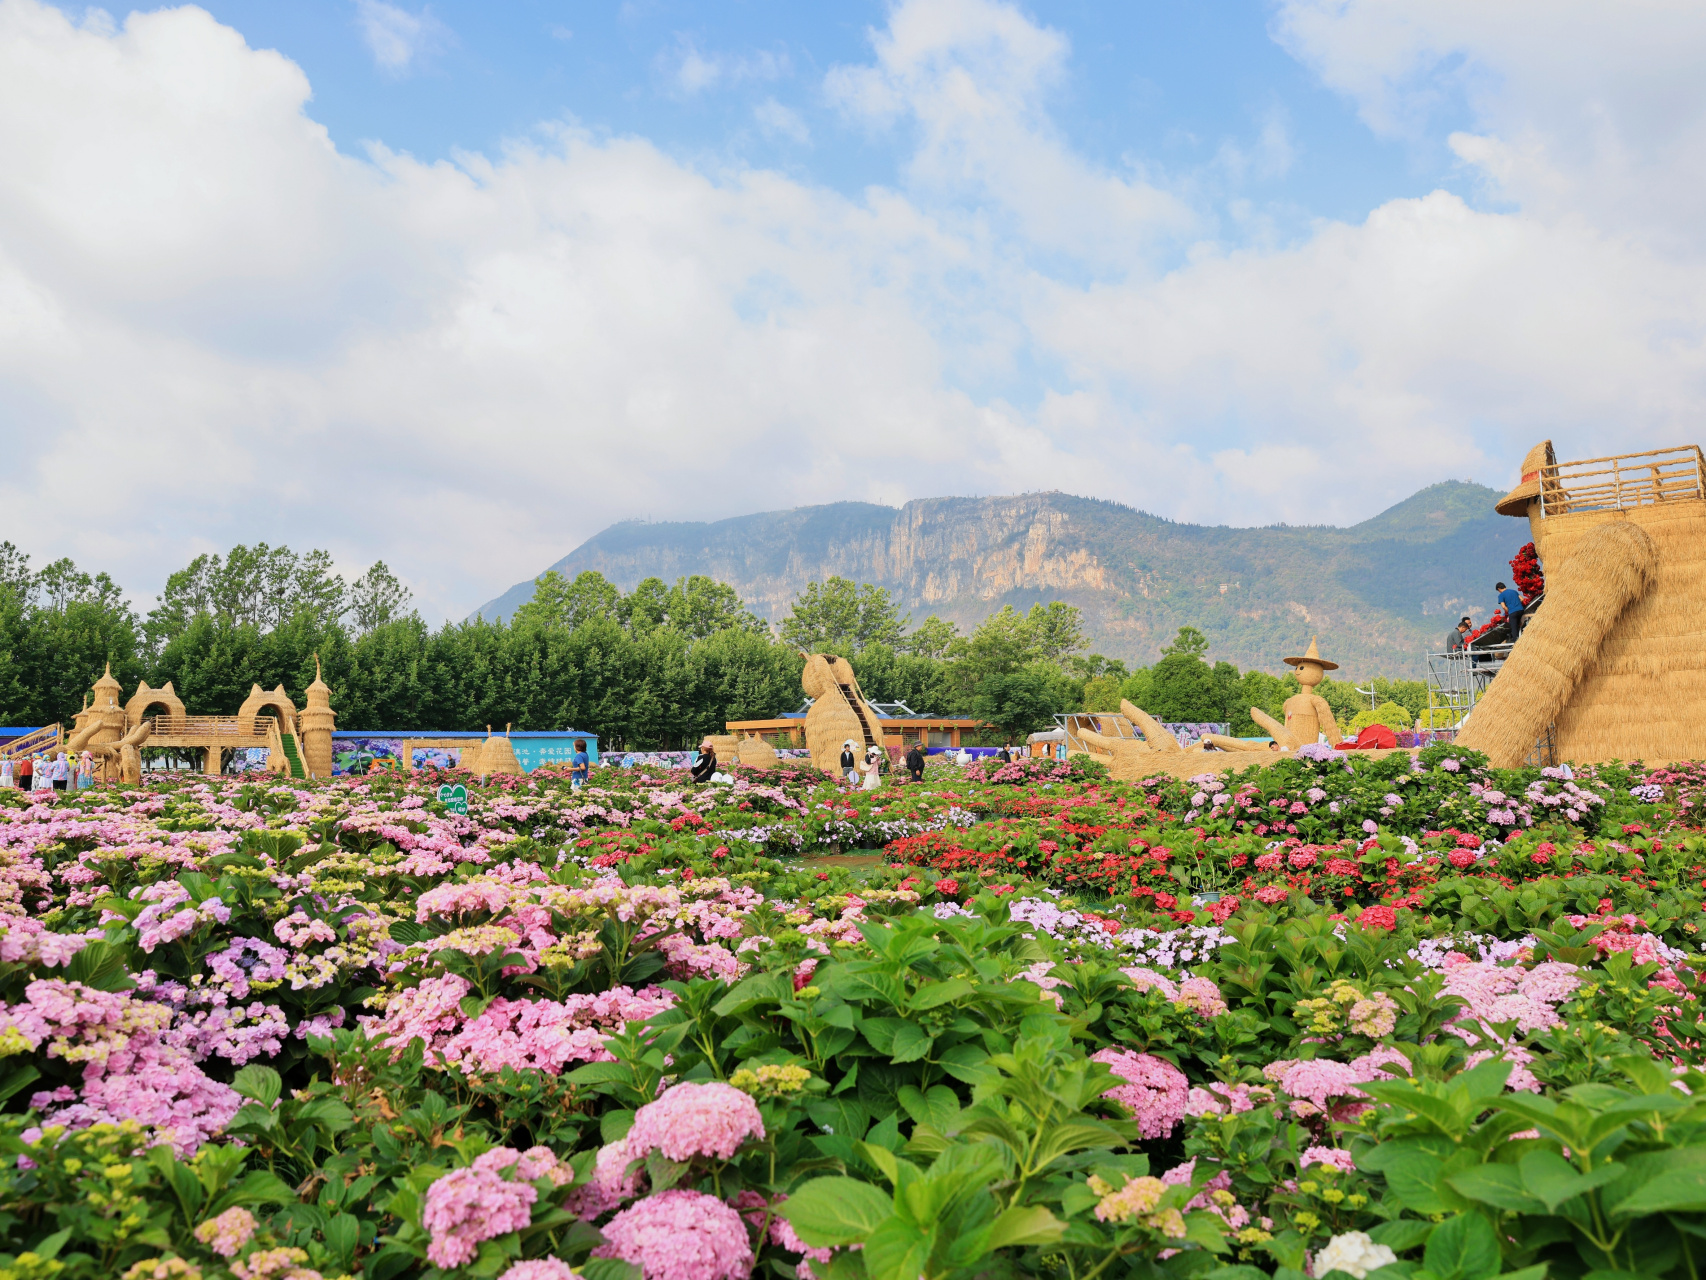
[498,1262,582,1280]
[1176,977,1227,1018]
[1092,1049,1188,1139]
[1301,1146,1356,1173]
[422,1165,538,1268]
[594,1190,754,1280]
[627,1082,765,1162]
[568,1135,647,1219]
[194,1206,258,1257]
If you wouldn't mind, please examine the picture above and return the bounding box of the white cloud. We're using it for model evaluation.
[0,0,1703,622]
[753,97,810,144]
[355,0,450,75]
[1270,0,1706,248]
[662,38,788,96]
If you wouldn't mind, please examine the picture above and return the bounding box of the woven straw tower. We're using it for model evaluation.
[799,653,888,775]
[459,739,485,775]
[1456,440,1706,767]
[298,657,337,778]
[67,665,127,753]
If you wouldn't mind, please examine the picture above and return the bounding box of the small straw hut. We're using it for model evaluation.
[477,725,524,776]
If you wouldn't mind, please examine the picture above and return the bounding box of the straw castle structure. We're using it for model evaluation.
[1456,442,1706,768]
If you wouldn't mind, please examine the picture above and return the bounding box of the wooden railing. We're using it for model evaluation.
[146,715,273,740]
[1542,445,1706,516]
[1,725,61,761]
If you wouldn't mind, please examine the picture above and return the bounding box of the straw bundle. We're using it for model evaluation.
[458,741,485,774]
[1542,501,1706,765]
[799,653,888,774]
[479,730,524,776]
[1120,700,1183,751]
[736,736,780,769]
[1456,520,1657,767]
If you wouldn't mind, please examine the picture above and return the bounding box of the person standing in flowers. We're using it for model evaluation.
[569,739,590,791]
[860,745,884,790]
[840,740,857,784]
[690,739,717,784]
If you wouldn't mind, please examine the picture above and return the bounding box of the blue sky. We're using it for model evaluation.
[194,1,1459,245]
[1,0,1702,619]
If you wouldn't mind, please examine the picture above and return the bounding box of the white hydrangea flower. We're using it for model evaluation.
[1314,1231,1398,1279]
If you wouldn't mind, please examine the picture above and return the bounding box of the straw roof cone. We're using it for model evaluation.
[1283,636,1338,671]
[1496,440,1557,517]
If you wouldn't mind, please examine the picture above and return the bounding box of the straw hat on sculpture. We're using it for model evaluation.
[1454,438,1706,767]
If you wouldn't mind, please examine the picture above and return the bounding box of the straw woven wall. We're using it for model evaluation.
[1454,496,1706,767]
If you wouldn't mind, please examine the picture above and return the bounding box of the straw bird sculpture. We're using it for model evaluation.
[1455,439,1706,768]
[799,653,888,775]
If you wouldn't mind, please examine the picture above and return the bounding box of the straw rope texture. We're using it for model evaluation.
[1456,518,1660,767]
[800,654,889,774]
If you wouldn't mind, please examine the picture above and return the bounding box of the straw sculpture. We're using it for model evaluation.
[65,666,152,781]
[799,653,889,775]
[1456,521,1656,766]
[735,735,780,769]
[298,657,337,778]
[1123,701,1184,751]
[1455,439,1706,767]
[1280,637,1343,747]
[478,724,524,776]
[458,740,485,775]
[124,681,185,724]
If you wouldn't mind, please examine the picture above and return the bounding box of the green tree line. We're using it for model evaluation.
[0,546,1428,748]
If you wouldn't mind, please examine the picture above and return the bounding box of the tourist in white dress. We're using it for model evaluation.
[860,746,883,791]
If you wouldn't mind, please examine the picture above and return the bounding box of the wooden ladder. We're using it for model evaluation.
[837,683,878,748]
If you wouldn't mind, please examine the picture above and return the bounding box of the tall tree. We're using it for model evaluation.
[970,669,1062,743]
[1025,602,1087,663]
[903,615,959,661]
[348,562,413,634]
[779,578,905,653]
[514,570,620,632]
[1160,625,1210,659]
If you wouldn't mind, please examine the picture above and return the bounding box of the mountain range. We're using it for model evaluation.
[476,482,1525,678]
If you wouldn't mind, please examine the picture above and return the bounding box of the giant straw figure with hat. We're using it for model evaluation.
[1456,438,1706,768]
[1194,636,1346,754]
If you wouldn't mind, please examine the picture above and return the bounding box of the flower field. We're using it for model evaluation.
[3,744,1706,1280]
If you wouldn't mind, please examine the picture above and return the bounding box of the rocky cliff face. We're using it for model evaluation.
[477,483,1518,677]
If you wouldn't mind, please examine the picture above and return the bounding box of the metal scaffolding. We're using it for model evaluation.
[1425,642,1515,731]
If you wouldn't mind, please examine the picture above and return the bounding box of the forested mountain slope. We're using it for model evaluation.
[478,482,1517,677]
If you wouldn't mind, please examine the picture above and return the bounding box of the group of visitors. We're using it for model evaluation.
[0,750,95,792]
